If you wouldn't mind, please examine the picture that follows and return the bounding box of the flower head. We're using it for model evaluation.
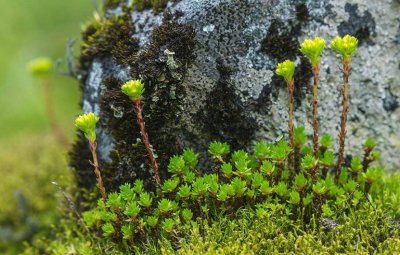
[75,112,99,142]
[300,37,325,66]
[330,35,358,61]
[27,57,53,77]
[276,60,295,82]
[121,80,145,101]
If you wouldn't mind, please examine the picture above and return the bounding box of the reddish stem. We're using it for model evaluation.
[311,66,320,158]
[41,76,68,146]
[286,79,295,182]
[134,99,162,195]
[89,141,107,204]
[335,59,351,184]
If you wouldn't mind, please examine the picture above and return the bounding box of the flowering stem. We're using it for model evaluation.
[133,99,162,195]
[41,76,68,146]
[335,59,351,184]
[286,79,295,180]
[89,140,107,204]
[311,66,320,158]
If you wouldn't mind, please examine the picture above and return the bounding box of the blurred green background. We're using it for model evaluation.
[0,0,94,253]
[0,0,93,140]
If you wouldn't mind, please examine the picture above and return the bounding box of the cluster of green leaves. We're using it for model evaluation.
[82,133,383,251]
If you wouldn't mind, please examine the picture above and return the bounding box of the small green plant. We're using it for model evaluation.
[27,57,68,146]
[300,37,325,158]
[121,80,162,194]
[208,142,230,161]
[74,35,395,253]
[75,113,107,204]
[276,60,295,178]
[362,138,380,172]
[331,35,358,183]
[293,126,307,174]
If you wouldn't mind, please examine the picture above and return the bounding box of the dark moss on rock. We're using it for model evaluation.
[198,59,257,151]
[131,11,196,81]
[258,16,313,107]
[295,3,309,22]
[99,76,153,191]
[98,12,197,191]
[259,20,299,61]
[293,57,313,106]
[126,0,172,14]
[338,3,376,45]
[80,13,140,65]
[103,0,126,11]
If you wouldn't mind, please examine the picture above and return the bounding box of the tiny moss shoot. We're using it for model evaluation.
[121,80,162,194]
[75,113,108,204]
[300,37,325,158]
[331,35,358,184]
[28,57,68,146]
[276,60,295,179]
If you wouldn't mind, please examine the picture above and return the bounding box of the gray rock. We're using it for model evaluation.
[83,0,400,172]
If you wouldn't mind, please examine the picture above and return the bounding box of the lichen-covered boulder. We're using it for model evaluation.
[71,0,400,192]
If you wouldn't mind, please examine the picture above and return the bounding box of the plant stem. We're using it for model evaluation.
[310,164,318,185]
[292,204,298,221]
[311,66,320,158]
[275,161,284,183]
[293,145,301,175]
[321,165,329,179]
[51,182,91,235]
[286,79,295,181]
[133,99,162,195]
[89,140,107,204]
[41,76,68,146]
[362,147,373,172]
[335,59,352,184]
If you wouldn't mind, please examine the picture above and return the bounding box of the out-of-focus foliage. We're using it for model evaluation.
[0,0,92,140]
[0,134,72,254]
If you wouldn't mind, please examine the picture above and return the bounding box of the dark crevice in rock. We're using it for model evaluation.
[259,20,300,62]
[295,3,309,22]
[338,3,376,45]
[197,58,257,153]
[396,24,400,45]
[294,57,313,107]
[383,87,399,112]
[258,5,313,108]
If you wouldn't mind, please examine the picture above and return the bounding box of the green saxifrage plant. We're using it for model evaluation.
[75,35,390,252]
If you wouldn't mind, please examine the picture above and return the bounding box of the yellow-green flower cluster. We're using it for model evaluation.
[276,60,295,82]
[331,35,358,61]
[300,37,325,66]
[27,57,53,77]
[121,80,145,101]
[75,112,99,142]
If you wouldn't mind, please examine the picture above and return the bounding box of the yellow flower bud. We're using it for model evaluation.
[330,35,358,60]
[276,60,295,82]
[299,37,325,67]
[27,57,53,77]
[121,80,145,101]
[75,112,99,142]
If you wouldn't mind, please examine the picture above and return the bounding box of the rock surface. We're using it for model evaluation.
[79,0,400,189]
